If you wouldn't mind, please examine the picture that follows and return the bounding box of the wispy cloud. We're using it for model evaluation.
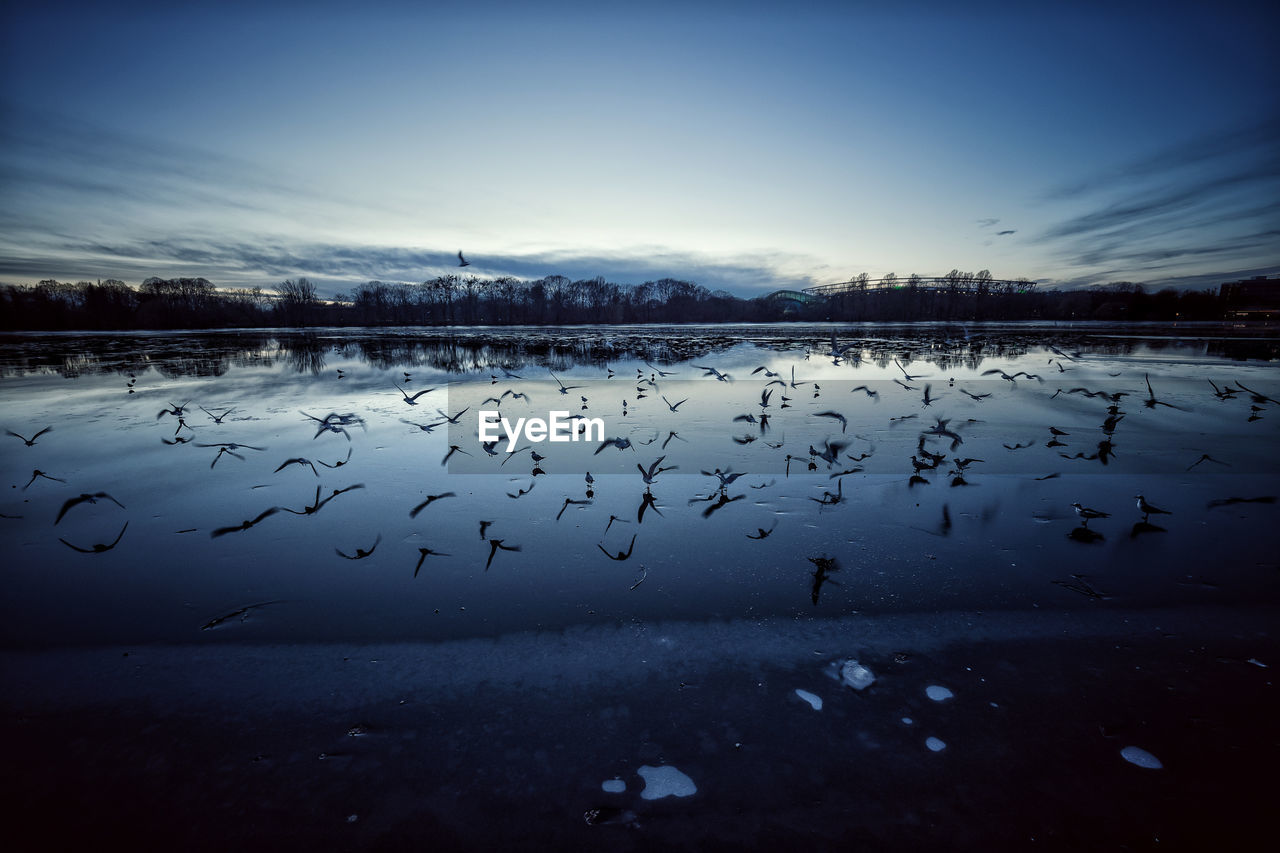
[1036,118,1280,277]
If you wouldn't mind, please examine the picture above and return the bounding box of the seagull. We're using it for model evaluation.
[662,396,689,412]
[211,507,280,538]
[395,383,436,405]
[692,364,731,382]
[637,488,663,523]
[1071,502,1109,526]
[556,497,592,520]
[507,482,536,499]
[413,548,450,578]
[814,411,848,433]
[894,359,928,381]
[23,469,65,489]
[318,448,353,469]
[55,492,126,525]
[638,455,676,484]
[1186,453,1229,471]
[960,389,990,401]
[702,468,747,488]
[751,366,780,378]
[1134,494,1170,521]
[410,492,457,517]
[549,371,585,394]
[402,418,446,433]
[441,445,471,465]
[485,538,521,570]
[746,524,776,540]
[5,426,52,446]
[644,362,675,377]
[597,534,637,561]
[60,521,129,553]
[1143,374,1186,410]
[199,406,236,423]
[850,385,879,400]
[336,534,381,560]
[661,430,686,450]
[274,457,319,477]
[458,251,470,267]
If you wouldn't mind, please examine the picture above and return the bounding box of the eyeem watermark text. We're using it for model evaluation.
[478,410,605,452]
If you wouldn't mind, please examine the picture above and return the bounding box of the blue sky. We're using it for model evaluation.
[2,0,1276,296]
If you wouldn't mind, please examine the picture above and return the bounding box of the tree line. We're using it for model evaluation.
[0,272,1234,330]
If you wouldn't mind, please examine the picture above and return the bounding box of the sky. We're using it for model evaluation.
[1,0,1277,298]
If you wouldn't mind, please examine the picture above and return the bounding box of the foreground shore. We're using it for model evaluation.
[5,605,1276,851]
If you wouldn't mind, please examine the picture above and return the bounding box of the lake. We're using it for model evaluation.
[2,322,1278,850]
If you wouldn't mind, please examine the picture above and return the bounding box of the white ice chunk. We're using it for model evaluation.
[638,765,697,800]
[795,688,823,710]
[926,737,946,752]
[601,778,626,793]
[926,685,954,702]
[840,660,875,690]
[1120,746,1163,769]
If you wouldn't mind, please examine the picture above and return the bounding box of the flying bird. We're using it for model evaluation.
[60,521,129,553]
[458,251,470,267]
[55,492,126,525]
[336,534,382,560]
[410,492,457,517]
[5,426,52,446]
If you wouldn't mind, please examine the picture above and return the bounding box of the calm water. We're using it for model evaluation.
[3,323,1278,850]
[2,323,1277,647]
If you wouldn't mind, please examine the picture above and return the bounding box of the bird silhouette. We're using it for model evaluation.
[485,538,521,570]
[23,469,65,489]
[458,251,470,267]
[55,492,126,525]
[274,457,319,477]
[410,492,457,517]
[413,548,450,578]
[60,521,129,553]
[6,426,52,446]
[211,507,280,538]
[597,534,637,561]
[395,383,436,405]
[336,534,381,560]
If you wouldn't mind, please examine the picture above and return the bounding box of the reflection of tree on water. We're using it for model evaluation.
[278,334,325,376]
[0,325,1274,380]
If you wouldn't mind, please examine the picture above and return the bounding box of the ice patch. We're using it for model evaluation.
[1120,746,1163,769]
[840,659,875,690]
[926,737,946,752]
[638,764,697,800]
[901,717,913,725]
[926,685,954,702]
[795,688,823,710]
[601,778,626,793]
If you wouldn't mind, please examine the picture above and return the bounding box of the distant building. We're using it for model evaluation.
[1220,276,1280,320]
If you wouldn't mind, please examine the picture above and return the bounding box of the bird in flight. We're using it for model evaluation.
[5,426,52,446]
[55,492,126,525]
[410,492,457,517]
[211,507,280,537]
[336,534,381,560]
[23,469,65,489]
[413,547,450,578]
[458,251,470,267]
[485,538,521,570]
[60,522,129,553]
[395,383,436,405]
[597,534,637,561]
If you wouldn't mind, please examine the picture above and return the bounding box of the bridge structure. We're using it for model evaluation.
[802,276,1037,298]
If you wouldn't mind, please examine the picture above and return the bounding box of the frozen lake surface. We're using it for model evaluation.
[2,322,1277,849]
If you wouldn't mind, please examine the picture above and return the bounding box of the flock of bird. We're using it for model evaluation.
[6,329,1277,613]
